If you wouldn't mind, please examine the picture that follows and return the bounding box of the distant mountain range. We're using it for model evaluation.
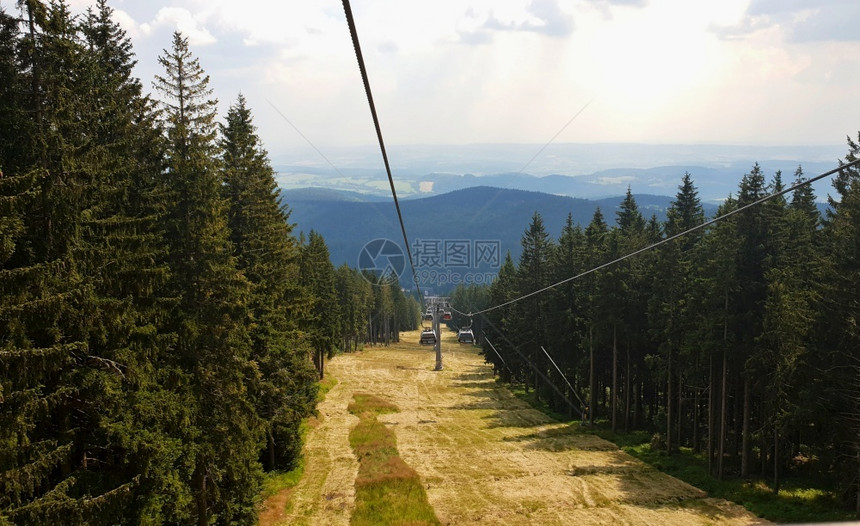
[282,186,719,294]
[276,142,847,292]
[273,142,847,204]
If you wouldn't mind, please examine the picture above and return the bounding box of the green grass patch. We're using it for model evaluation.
[259,376,337,507]
[508,384,572,423]
[348,393,439,526]
[260,457,306,500]
[317,375,338,401]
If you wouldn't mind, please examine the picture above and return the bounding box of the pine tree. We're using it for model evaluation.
[696,195,739,478]
[514,212,554,399]
[68,3,180,521]
[648,173,705,452]
[734,163,770,477]
[483,252,518,382]
[154,31,262,525]
[334,265,373,352]
[547,215,588,413]
[583,208,608,424]
[0,6,24,172]
[819,140,860,512]
[613,188,647,431]
[219,94,317,472]
[0,2,163,521]
[789,166,819,228]
[299,231,339,377]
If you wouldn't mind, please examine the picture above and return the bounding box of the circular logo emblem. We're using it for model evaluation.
[358,238,405,285]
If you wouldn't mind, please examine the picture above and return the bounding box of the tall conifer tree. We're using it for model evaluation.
[220,94,317,471]
[154,31,261,525]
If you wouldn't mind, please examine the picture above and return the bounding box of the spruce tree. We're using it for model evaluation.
[547,214,588,411]
[613,189,648,432]
[819,140,860,511]
[154,31,261,525]
[299,231,339,377]
[0,2,154,521]
[0,7,23,172]
[734,163,769,476]
[583,208,608,424]
[483,252,518,382]
[220,94,317,471]
[514,212,554,399]
[696,196,739,479]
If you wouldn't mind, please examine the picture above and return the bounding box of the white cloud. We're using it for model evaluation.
[38,0,860,154]
[111,9,143,38]
[150,7,216,46]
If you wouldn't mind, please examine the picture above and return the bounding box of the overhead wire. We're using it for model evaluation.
[341,0,423,303]
[459,158,860,317]
[480,314,583,416]
[265,99,406,235]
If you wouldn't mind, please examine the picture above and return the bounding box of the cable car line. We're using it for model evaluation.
[479,313,584,417]
[265,98,346,180]
[483,335,511,373]
[541,346,586,409]
[456,158,860,317]
[518,98,593,175]
[342,0,423,304]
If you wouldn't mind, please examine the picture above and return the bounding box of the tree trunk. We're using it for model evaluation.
[677,373,683,449]
[667,343,673,454]
[708,350,716,475]
[761,407,768,476]
[268,431,276,471]
[195,462,208,526]
[773,427,780,495]
[589,325,595,425]
[719,348,728,480]
[625,340,631,433]
[856,448,860,517]
[693,384,700,453]
[612,324,618,433]
[741,373,751,478]
[733,374,741,460]
[634,380,641,429]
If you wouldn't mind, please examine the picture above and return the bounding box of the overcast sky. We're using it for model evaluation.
[12,0,860,159]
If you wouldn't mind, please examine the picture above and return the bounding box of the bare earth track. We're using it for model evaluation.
[274,330,765,525]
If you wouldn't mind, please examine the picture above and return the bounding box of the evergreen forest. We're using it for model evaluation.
[0,1,419,524]
[452,155,860,511]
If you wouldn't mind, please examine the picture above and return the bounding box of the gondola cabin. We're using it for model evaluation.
[442,311,452,321]
[419,328,437,345]
[457,328,474,344]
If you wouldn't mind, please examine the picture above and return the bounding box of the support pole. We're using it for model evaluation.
[433,304,443,370]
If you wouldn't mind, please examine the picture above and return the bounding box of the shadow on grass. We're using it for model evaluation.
[585,426,857,523]
[454,372,856,522]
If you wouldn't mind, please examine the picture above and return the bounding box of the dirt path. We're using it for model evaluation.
[275,330,765,525]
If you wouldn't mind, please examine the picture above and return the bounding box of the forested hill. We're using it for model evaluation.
[283,185,718,274]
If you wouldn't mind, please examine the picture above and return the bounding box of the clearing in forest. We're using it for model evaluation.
[270,330,765,525]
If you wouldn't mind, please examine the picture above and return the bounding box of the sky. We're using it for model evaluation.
[9,0,860,163]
